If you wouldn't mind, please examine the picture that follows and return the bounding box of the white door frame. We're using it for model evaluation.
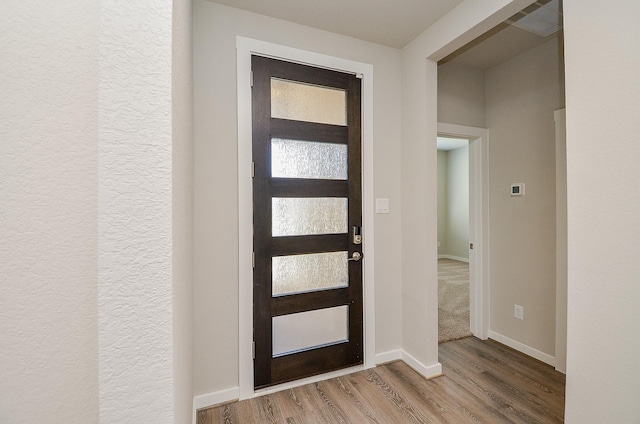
[438,122,489,339]
[236,37,376,400]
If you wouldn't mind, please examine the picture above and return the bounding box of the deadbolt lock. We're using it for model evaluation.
[353,226,362,245]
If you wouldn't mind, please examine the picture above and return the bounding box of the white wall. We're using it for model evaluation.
[0,1,99,422]
[98,1,178,422]
[563,0,640,422]
[437,147,470,260]
[1,1,194,422]
[400,0,535,375]
[172,0,195,422]
[438,62,486,127]
[437,150,449,255]
[446,146,470,259]
[485,38,562,357]
[193,1,403,398]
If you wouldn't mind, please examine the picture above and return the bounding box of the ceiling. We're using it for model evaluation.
[440,23,560,69]
[208,0,562,69]
[207,0,464,49]
[441,0,562,69]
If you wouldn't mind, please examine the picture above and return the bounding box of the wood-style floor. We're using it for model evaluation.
[198,336,565,423]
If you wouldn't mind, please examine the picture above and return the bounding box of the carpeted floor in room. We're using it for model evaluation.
[438,258,472,343]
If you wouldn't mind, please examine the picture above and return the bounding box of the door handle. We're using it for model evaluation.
[348,252,362,262]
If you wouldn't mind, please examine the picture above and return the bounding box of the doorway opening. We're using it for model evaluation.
[438,122,489,340]
[437,136,472,343]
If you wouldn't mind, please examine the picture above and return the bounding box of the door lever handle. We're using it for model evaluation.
[348,252,362,262]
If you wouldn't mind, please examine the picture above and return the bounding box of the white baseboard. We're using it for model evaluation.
[193,387,239,412]
[400,350,443,379]
[375,349,402,364]
[488,331,556,367]
[376,349,442,380]
[437,254,469,263]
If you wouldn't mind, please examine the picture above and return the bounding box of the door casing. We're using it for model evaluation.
[437,122,489,340]
[236,37,376,400]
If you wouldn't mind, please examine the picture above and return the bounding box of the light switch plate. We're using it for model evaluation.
[375,198,389,214]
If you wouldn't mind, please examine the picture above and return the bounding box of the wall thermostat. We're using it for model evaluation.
[511,183,525,196]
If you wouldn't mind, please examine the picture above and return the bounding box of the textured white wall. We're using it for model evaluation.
[193,1,402,397]
[563,0,640,422]
[485,38,562,356]
[0,1,99,422]
[3,1,192,421]
[98,1,175,422]
[171,0,195,421]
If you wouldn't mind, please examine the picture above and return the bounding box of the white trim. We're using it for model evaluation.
[193,387,239,412]
[400,351,443,379]
[236,37,376,401]
[438,254,469,263]
[437,123,490,340]
[554,108,567,374]
[375,349,403,364]
[488,330,556,367]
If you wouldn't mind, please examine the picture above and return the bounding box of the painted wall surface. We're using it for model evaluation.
[446,146,469,259]
[172,0,195,422]
[98,1,176,422]
[485,38,562,356]
[193,1,403,397]
[400,0,535,375]
[437,150,449,255]
[400,37,440,374]
[438,61,486,128]
[437,147,470,259]
[0,1,99,422]
[563,0,640,422]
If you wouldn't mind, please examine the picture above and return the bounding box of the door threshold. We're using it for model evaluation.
[252,364,369,398]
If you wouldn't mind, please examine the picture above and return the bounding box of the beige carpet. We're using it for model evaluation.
[438,258,472,343]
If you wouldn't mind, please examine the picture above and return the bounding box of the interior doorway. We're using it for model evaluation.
[438,123,490,340]
[437,136,472,343]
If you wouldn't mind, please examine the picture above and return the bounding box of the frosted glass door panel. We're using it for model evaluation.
[272,251,348,296]
[272,306,348,357]
[272,198,347,236]
[271,78,346,126]
[271,139,347,180]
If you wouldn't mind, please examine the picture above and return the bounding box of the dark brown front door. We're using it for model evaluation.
[252,55,363,389]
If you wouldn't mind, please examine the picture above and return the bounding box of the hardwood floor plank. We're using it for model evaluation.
[374,364,457,424]
[197,337,566,424]
[442,338,565,419]
[385,360,514,424]
[439,347,550,423]
[461,338,565,393]
[320,376,381,423]
[341,370,410,424]
[363,369,431,423]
